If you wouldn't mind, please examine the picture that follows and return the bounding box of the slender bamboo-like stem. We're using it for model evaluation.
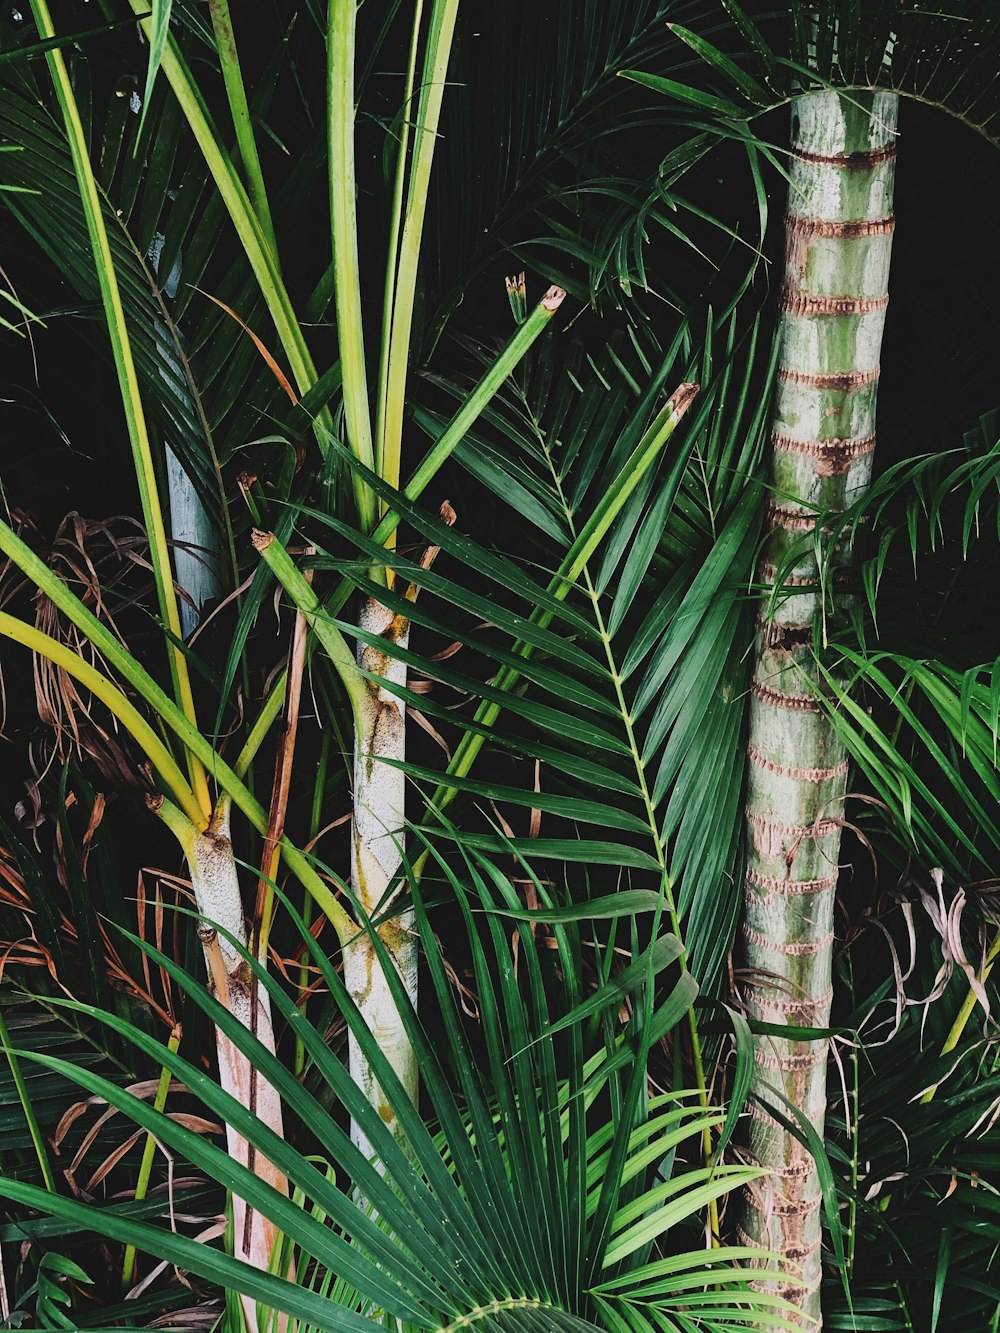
[121,1025,181,1291]
[328,0,377,536]
[344,596,416,1159]
[207,0,278,260]
[30,0,211,819]
[377,0,461,494]
[250,528,414,1151]
[738,90,899,1327]
[157,797,287,1333]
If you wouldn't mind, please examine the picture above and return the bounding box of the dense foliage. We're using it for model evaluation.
[0,3,999,1331]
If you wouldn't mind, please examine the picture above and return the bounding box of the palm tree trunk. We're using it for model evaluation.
[739,89,898,1327]
[343,596,417,1161]
[160,797,287,1333]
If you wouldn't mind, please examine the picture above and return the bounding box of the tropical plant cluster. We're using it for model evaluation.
[0,4,999,1332]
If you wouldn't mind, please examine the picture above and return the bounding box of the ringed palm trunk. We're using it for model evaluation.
[739,89,898,1327]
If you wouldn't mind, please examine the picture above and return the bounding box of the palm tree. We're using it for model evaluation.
[739,86,898,1324]
[2,3,1000,1329]
[624,3,1000,1325]
[0,2,773,1324]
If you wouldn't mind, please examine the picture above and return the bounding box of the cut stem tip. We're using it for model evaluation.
[669,382,700,420]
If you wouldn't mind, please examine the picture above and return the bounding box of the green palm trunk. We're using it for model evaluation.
[739,89,899,1327]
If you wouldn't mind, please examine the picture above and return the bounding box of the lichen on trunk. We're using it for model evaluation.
[739,89,898,1328]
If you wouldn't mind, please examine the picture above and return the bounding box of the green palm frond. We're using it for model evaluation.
[278,309,773,1001]
[0,854,790,1333]
[637,1,1000,141]
[600,0,1000,316]
[424,0,764,313]
[774,408,1000,881]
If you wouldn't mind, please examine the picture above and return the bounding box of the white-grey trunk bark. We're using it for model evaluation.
[185,800,287,1333]
[344,597,417,1163]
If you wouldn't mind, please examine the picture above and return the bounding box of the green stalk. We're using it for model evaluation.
[235,285,568,777]
[234,689,285,781]
[294,734,330,1079]
[388,289,567,524]
[0,523,353,946]
[328,0,377,533]
[251,531,368,726]
[123,2,338,469]
[207,0,278,260]
[374,0,425,474]
[122,1025,182,1291]
[30,0,210,819]
[378,0,461,493]
[0,1005,56,1194]
[0,612,203,827]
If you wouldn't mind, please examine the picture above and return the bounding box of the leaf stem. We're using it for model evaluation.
[0,1004,56,1194]
[207,0,279,260]
[378,0,461,496]
[121,1025,182,1291]
[374,0,425,478]
[328,0,378,533]
[250,530,368,728]
[30,0,210,818]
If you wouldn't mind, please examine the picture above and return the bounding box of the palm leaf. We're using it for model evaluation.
[0,860,788,1333]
